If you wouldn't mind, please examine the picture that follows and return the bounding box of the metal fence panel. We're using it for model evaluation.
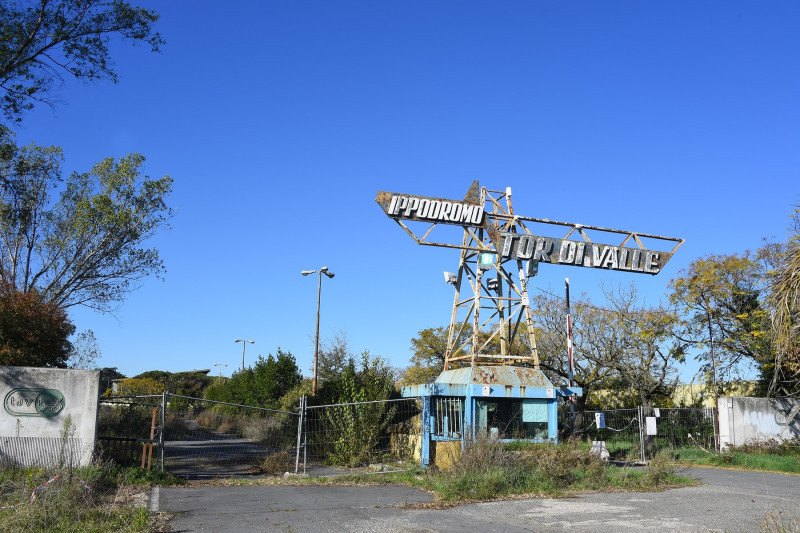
[98,395,300,478]
[433,397,464,440]
[162,395,299,478]
[301,398,420,472]
[97,397,162,468]
[565,407,643,461]
[563,406,718,462]
[640,406,715,460]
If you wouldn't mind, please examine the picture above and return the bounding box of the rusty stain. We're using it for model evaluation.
[505,385,513,396]
[434,365,553,388]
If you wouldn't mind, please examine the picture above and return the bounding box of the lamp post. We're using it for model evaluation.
[301,266,334,396]
[234,339,254,372]
[214,363,227,380]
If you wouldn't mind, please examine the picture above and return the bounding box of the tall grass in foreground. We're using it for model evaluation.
[402,434,690,502]
[0,462,179,533]
[763,504,800,533]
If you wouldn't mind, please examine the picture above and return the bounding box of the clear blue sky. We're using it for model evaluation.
[13,1,800,382]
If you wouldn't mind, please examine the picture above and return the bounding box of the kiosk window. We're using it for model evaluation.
[476,399,548,439]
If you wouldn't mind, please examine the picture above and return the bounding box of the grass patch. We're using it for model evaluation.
[673,438,800,474]
[0,463,182,533]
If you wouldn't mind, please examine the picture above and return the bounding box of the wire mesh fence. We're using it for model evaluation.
[97,394,299,478]
[567,407,643,461]
[563,406,717,462]
[96,397,162,469]
[641,406,716,459]
[98,393,720,476]
[162,395,299,477]
[299,398,421,472]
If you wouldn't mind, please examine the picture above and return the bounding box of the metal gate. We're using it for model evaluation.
[97,395,162,470]
[97,393,299,478]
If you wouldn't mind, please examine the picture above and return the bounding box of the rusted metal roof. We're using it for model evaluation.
[434,365,552,388]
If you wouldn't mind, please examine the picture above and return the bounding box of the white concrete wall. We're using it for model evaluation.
[0,366,100,467]
[718,396,800,449]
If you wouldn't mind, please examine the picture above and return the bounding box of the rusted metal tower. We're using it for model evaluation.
[376,181,684,372]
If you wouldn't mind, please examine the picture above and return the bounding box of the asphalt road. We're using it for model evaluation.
[153,467,800,532]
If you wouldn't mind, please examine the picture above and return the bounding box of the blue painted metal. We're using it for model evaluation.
[548,397,558,441]
[420,396,431,467]
[401,365,584,467]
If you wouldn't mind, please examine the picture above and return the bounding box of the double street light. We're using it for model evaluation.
[301,266,334,397]
[234,339,254,372]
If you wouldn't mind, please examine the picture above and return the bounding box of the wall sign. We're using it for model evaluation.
[499,232,672,275]
[376,190,485,227]
[4,388,65,418]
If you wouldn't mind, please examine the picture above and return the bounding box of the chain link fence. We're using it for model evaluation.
[563,406,716,462]
[97,394,299,478]
[96,396,162,469]
[297,397,421,474]
[98,394,420,478]
[163,395,299,478]
[98,394,718,476]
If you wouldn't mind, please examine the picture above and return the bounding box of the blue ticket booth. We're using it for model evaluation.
[402,365,581,468]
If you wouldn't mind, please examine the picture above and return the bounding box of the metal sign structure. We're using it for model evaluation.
[376,181,684,371]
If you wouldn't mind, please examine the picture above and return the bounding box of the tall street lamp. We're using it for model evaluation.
[234,339,254,372]
[214,363,228,381]
[301,266,334,396]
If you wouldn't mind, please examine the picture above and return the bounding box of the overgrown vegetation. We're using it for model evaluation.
[0,462,180,533]
[320,351,398,466]
[203,349,302,409]
[240,436,696,502]
[675,438,800,474]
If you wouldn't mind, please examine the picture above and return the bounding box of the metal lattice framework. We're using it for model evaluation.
[376,181,684,371]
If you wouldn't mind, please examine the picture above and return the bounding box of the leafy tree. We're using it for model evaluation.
[669,253,769,396]
[105,376,161,396]
[399,326,451,386]
[205,349,302,409]
[0,282,73,366]
[277,378,313,412]
[0,132,173,312]
[317,346,397,405]
[314,331,351,383]
[323,351,397,466]
[99,366,125,394]
[0,0,163,125]
[132,369,213,398]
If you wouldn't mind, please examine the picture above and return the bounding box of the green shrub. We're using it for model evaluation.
[260,450,294,475]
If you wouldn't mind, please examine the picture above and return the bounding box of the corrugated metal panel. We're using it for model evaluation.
[0,437,84,468]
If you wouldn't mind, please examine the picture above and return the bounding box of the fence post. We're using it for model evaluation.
[159,391,167,471]
[303,398,308,475]
[637,405,645,463]
[295,395,305,474]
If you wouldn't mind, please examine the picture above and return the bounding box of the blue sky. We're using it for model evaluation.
[12,1,800,382]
